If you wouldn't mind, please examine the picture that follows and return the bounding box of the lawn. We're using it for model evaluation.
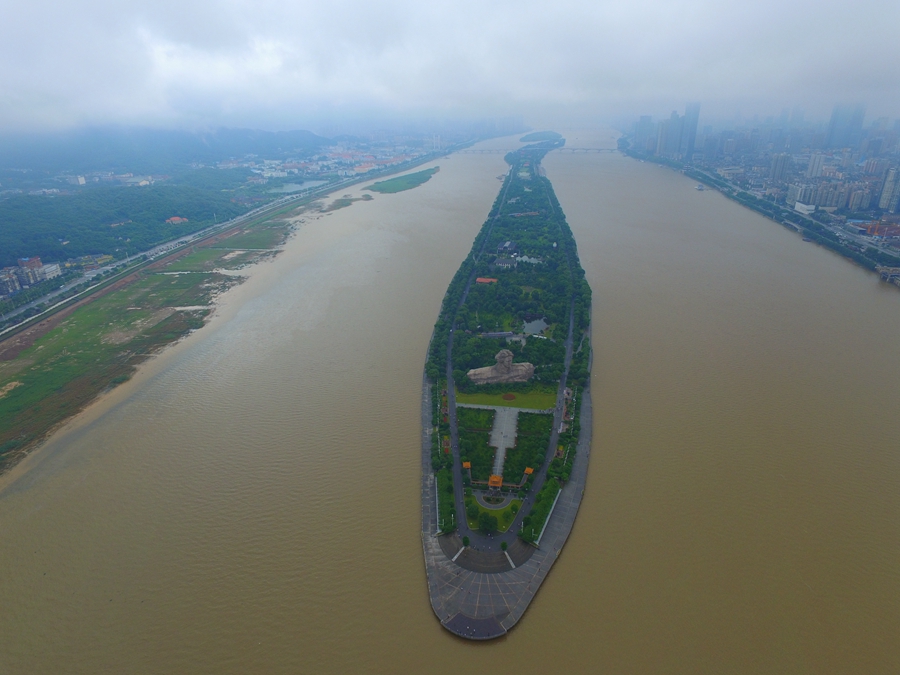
[464,498,522,533]
[502,412,553,481]
[163,248,228,272]
[213,224,288,249]
[459,430,494,482]
[455,387,557,410]
[364,167,438,194]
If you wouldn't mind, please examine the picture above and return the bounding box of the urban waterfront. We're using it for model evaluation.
[1,132,898,673]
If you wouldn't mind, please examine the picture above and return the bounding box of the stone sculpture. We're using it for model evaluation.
[466,349,534,385]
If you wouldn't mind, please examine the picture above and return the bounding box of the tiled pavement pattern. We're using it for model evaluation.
[437,532,535,572]
[421,376,594,639]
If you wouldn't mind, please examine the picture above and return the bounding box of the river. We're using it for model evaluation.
[1,132,898,673]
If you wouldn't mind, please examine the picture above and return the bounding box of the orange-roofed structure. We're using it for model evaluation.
[462,461,471,469]
[524,467,533,475]
[488,475,503,488]
[476,277,498,284]
[165,216,189,224]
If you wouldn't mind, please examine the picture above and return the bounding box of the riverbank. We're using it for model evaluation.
[621,147,900,277]
[0,152,474,476]
[0,207,313,474]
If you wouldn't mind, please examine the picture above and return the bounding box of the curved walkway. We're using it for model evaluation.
[421,375,593,639]
[473,492,515,510]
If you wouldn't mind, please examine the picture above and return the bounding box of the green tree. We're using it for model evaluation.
[478,511,498,534]
[466,502,479,520]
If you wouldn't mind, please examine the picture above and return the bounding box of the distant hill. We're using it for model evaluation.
[0,127,330,174]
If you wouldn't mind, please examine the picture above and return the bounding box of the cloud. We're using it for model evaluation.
[0,0,898,131]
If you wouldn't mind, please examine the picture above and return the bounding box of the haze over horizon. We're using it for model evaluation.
[2,0,899,134]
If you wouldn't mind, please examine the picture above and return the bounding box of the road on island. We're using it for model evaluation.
[444,148,578,554]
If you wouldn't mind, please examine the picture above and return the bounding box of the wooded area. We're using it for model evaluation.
[0,183,251,267]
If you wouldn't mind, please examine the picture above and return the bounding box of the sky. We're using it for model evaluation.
[1,0,899,133]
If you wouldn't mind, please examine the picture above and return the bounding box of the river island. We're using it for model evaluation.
[421,136,593,639]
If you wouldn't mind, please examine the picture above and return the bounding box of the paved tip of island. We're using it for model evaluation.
[420,134,594,640]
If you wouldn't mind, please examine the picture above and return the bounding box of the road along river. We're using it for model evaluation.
[1,131,899,673]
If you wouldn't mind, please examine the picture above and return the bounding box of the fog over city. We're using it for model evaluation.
[2,0,899,132]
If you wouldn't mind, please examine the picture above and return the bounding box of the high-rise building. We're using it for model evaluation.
[787,184,815,205]
[825,104,866,149]
[770,153,791,181]
[656,111,684,158]
[702,135,719,161]
[878,168,899,211]
[680,103,700,161]
[848,189,872,212]
[806,153,826,178]
[634,116,654,152]
[864,158,889,176]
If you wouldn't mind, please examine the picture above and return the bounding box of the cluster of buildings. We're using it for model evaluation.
[217,139,437,182]
[0,254,116,299]
[0,257,61,297]
[631,103,900,233]
[1,173,167,198]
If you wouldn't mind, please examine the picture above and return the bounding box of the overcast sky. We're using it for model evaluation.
[2,0,898,133]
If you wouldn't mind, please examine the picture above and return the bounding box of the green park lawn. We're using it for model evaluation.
[455,387,557,410]
[364,167,438,194]
[465,498,522,533]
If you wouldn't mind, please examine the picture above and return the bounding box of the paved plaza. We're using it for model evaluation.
[456,403,546,476]
[421,379,593,639]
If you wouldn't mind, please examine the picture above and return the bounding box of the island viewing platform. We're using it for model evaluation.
[420,375,592,639]
[420,135,594,639]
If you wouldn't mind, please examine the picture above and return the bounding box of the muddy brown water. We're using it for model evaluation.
[1,132,898,673]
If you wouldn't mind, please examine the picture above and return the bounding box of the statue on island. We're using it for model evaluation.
[466,349,534,385]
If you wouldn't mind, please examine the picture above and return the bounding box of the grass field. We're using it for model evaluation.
[163,248,228,272]
[212,224,287,249]
[364,167,438,194]
[455,387,557,410]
